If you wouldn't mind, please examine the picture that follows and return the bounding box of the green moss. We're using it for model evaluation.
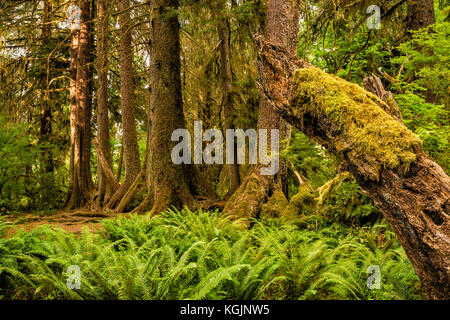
[283,184,316,217]
[224,173,267,220]
[316,171,351,206]
[260,190,289,218]
[291,67,422,176]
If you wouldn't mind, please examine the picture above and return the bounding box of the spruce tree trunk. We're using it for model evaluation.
[147,0,193,214]
[106,0,141,209]
[223,0,301,221]
[255,40,450,300]
[66,0,94,209]
[96,0,113,206]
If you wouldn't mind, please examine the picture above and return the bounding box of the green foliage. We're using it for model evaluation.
[390,21,450,173]
[283,131,380,225]
[393,22,450,105]
[0,209,422,300]
[0,117,66,212]
[283,131,336,190]
[394,92,449,172]
[320,179,380,226]
[0,117,36,211]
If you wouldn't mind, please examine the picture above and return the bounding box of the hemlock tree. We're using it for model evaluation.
[216,5,241,195]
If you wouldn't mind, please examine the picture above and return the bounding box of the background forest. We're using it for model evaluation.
[0,0,448,300]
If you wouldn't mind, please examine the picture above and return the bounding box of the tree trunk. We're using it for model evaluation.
[116,144,124,181]
[217,17,240,195]
[406,0,436,32]
[96,0,113,206]
[39,0,54,204]
[147,0,193,215]
[106,0,141,209]
[93,139,120,192]
[406,0,437,104]
[223,0,301,221]
[66,0,94,209]
[40,0,53,175]
[255,40,450,300]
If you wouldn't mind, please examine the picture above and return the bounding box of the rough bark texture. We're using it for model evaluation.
[406,0,436,32]
[39,0,53,175]
[218,17,241,195]
[96,0,113,206]
[223,0,301,221]
[116,144,124,181]
[115,168,146,213]
[106,0,141,209]
[255,41,450,300]
[66,0,94,209]
[118,0,141,183]
[147,0,193,215]
[363,73,402,122]
[93,139,120,192]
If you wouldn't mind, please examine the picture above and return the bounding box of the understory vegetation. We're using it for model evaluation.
[0,209,422,300]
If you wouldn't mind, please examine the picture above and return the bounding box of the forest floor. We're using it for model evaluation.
[2,199,227,237]
[2,209,117,237]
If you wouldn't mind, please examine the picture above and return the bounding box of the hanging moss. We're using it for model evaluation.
[291,67,422,176]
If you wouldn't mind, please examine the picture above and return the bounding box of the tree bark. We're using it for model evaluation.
[363,73,402,121]
[106,0,141,209]
[96,0,113,206]
[147,0,193,215]
[223,0,301,221]
[217,16,240,195]
[255,40,450,300]
[406,0,436,32]
[38,0,55,205]
[39,0,53,175]
[116,144,124,182]
[66,0,94,209]
[93,139,120,192]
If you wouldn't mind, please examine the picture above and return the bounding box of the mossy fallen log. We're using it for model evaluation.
[255,41,450,299]
[290,66,421,182]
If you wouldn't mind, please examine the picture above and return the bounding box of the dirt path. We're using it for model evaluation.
[3,209,118,237]
[2,199,226,238]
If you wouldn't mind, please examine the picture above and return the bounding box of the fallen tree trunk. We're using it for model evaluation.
[256,41,450,300]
